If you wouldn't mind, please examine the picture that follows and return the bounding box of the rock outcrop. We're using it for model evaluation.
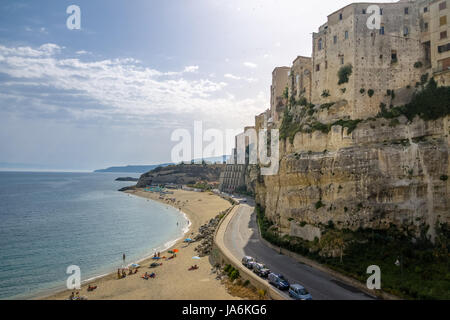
[136,164,224,188]
[255,115,449,242]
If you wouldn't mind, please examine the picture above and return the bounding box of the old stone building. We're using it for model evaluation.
[289,56,313,103]
[270,66,290,124]
[312,0,430,119]
[421,0,450,85]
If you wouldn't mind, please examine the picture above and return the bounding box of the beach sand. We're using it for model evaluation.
[41,189,240,300]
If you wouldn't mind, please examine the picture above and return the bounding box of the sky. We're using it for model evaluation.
[0,0,390,171]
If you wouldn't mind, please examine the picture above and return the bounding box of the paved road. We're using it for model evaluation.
[223,202,375,300]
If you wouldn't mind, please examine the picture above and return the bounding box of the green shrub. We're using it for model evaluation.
[230,269,240,281]
[338,64,353,85]
[320,102,335,110]
[414,61,423,69]
[311,122,331,134]
[283,86,289,99]
[315,200,325,210]
[341,88,346,93]
[360,88,365,94]
[378,79,450,121]
[441,175,449,182]
[298,96,308,106]
[389,119,400,127]
[333,119,362,134]
[420,73,429,86]
[368,89,375,97]
[321,90,330,98]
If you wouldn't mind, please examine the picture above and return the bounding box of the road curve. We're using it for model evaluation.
[223,201,375,300]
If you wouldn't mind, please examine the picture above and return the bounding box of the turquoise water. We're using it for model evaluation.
[0,172,189,299]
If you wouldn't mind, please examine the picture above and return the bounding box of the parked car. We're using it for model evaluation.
[288,284,313,300]
[241,256,256,269]
[268,273,290,290]
[253,263,270,278]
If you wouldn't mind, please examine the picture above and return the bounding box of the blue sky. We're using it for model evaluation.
[0,0,384,171]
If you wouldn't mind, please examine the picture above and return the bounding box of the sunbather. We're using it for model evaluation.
[87,285,97,292]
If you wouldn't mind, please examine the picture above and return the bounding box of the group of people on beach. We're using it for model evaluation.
[69,291,86,300]
[141,272,156,280]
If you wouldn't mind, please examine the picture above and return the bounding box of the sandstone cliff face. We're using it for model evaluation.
[136,164,224,187]
[255,115,449,242]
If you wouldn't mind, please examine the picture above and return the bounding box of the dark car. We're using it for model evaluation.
[268,273,290,290]
[253,263,270,278]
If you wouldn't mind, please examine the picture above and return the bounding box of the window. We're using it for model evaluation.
[362,9,366,14]
[340,56,344,65]
[404,27,409,36]
[441,31,448,39]
[438,43,450,53]
[316,64,320,71]
[339,13,343,20]
[345,31,349,39]
[424,22,429,31]
[380,26,385,35]
[439,1,447,10]
[318,38,323,50]
[391,50,398,63]
[424,7,428,13]
[380,8,383,15]
[440,15,447,26]
[405,7,409,15]
[325,61,328,69]
[333,35,338,44]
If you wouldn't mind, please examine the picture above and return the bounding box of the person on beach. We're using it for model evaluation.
[117,269,121,279]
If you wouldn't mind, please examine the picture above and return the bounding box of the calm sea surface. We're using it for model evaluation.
[0,172,189,299]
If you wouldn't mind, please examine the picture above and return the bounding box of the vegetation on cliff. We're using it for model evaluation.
[378,78,450,121]
[256,205,450,300]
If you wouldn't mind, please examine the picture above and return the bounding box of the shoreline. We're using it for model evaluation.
[39,188,238,300]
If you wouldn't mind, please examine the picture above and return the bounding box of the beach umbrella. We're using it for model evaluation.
[152,257,161,260]
[173,249,179,253]
[184,238,192,242]
[168,250,174,254]
[131,263,140,268]
[192,256,201,260]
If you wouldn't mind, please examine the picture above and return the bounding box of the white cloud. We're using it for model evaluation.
[183,65,199,73]
[224,73,258,83]
[0,43,265,131]
[224,73,241,80]
[76,50,90,55]
[243,62,257,68]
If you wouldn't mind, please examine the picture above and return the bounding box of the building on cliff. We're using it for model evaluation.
[421,0,450,85]
[220,0,449,243]
[270,66,290,124]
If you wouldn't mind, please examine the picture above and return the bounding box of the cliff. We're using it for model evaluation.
[136,164,224,188]
[254,83,450,243]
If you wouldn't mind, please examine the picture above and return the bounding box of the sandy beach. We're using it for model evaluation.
[41,189,240,300]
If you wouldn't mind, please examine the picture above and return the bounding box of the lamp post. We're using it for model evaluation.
[278,214,282,254]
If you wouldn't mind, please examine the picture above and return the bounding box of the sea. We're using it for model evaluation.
[0,171,190,299]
